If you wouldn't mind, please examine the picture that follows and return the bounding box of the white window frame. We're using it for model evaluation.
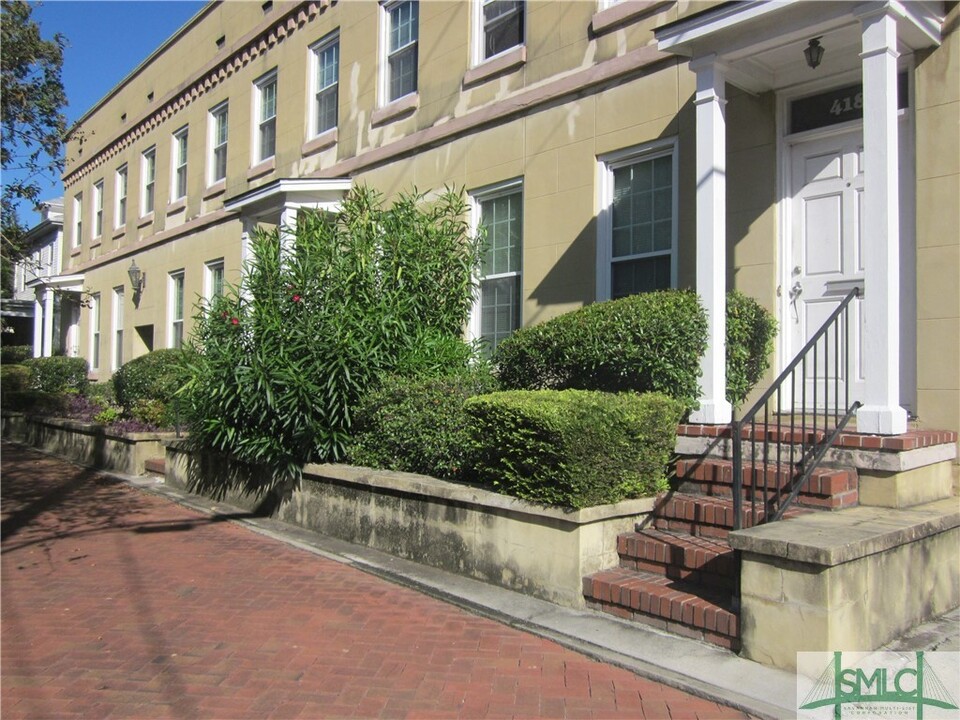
[92,180,104,239]
[380,0,419,105]
[469,178,523,352]
[473,0,525,65]
[90,292,101,370]
[309,31,340,137]
[171,126,189,201]
[72,192,83,248]
[596,138,678,301]
[112,286,124,372]
[208,101,229,185]
[253,70,278,163]
[168,270,185,349]
[204,259,225,303]
[141,146,156,215]
[115,164,128,228]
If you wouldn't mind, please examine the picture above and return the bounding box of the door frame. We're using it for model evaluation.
[775,62,917,414]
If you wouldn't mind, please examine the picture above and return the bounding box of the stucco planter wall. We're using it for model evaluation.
[164,442,654,609]
[2,411,175,476]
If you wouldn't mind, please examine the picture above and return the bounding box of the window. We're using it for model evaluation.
[92,180,104,238]
[598,142,677,300]
[472,181,523,354]
[311,32,339,135]
[209,102,228,184]
[169,271,185,349]
[112,286,124,371]
[205,259,225,301]
[479,0,524,61]
[90,293,101,370]
[141,147,156,215]
[72,193,83,247]
[172,127,189,200]
[384,1,418,102]
[254,71,277,163]
[115,165,128,227]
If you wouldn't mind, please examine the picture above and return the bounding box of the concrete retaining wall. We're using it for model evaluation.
[2,412,175,476]
[164,442,654,609]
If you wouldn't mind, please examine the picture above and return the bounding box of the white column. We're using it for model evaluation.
[32,295,43,358]
[855,5,908,435]
[689,55,732,425]
[42,288,55,357]
[279,202,298,258]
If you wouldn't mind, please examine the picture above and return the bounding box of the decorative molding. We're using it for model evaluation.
[592,1,673,36]
[63,1,329,188]
[300,127,338,156]
[165,198,187,215]
[202,180,227,200]
[463,45,526,87]
[370,93,419,127]
[246,156,276,180]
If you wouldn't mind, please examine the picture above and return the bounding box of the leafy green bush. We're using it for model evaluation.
[1,364,32,393]
[93,406,122,425]
[86,381,116,405]
[112,349,188,412]
[1,345,32,365]
[348,368,499,480]
[183,186,484,481]
[25,356,88,394]
[726,290,777,408]
[494,290,708,408]
[0,391,70,415]
[465,390,684,509]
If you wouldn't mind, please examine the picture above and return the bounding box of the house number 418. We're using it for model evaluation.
[830,92,863,116]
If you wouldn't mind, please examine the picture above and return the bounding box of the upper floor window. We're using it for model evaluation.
[205,259,225,301]
[311,32,339,136]
[141,146,156,215]
[383,1,418,103]
[254,70,277,163]
[72,192,83,247]
[471,180,523,355]
[92,180,104,239]
[112,286,124,371]
[479,0,524,61]
[172,126,189,200]
[169,270,185,349]
[115,165,128,227]
[208,102,228,184]
[90,292,101,370]
[598,141,677,300]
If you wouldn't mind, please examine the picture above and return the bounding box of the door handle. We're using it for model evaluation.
[789,281,803,301]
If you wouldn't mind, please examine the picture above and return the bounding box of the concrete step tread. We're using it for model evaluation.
[583,567,739,640]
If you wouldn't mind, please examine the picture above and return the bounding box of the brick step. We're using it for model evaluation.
[144,457,165,476]
[617,529,736,590]
[583,567,740,651]
[675,458,859,510]
[650,493,811,539]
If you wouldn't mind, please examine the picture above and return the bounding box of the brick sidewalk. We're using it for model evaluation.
[1,442,749,720]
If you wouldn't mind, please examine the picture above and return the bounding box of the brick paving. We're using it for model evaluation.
[1,442,750,720]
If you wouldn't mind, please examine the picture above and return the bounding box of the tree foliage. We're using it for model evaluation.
[1,0,67,294]
[182,186,484,483]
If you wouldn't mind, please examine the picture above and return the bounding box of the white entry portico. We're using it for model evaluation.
[656,0,944,435]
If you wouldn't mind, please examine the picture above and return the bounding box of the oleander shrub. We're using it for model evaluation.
[25,356,88,394]
[465,390,684,509]
[1,364,31,394]
[348,367,499,480]
[0,345,32,365]
[494,290,708,408]
[726,290,778,408]
[182,186,484,482]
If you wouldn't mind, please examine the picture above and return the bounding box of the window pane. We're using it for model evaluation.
[214,146,227,182]
[480,275,520,352]
[260,80,276,122]
[317,87,338,134]
[612,156,672,260]
[483,0,523,59]
[480,192,521,276]
[390,1,418,52]
[260,118,276,159]
[611,255,671,299]
[389,45,417,100]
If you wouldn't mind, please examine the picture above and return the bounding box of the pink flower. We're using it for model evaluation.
[231,317,239,325]
[292,294,302,303]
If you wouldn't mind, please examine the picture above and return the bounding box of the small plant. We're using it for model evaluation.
[93,406,122,425]
[25,356,89,394]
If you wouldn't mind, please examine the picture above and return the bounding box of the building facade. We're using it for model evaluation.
[60,0,958,439]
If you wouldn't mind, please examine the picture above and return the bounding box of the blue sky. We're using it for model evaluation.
[13,1,205,223]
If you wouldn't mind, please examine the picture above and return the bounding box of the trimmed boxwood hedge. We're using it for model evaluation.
[464,389,684,509]
[492,289,776,410]
[0,345,32,365]
[25,356,89,394]
[348,369,499,480]
[113,349,189,421]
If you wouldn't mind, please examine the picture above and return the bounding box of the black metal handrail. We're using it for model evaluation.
[731,287,862,530]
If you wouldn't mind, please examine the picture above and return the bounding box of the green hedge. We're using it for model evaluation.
[726,290,778,408]
[348,369,498,480]
[25,356,89,394]
[493,289,777,410]
[464,390,684,509]
[0,391,70,415]
[113,349,189,419]
[1,365,32,394]
[493,290,708,408]
[1,345,32,365]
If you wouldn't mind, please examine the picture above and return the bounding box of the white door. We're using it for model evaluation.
[788,129,865,410]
